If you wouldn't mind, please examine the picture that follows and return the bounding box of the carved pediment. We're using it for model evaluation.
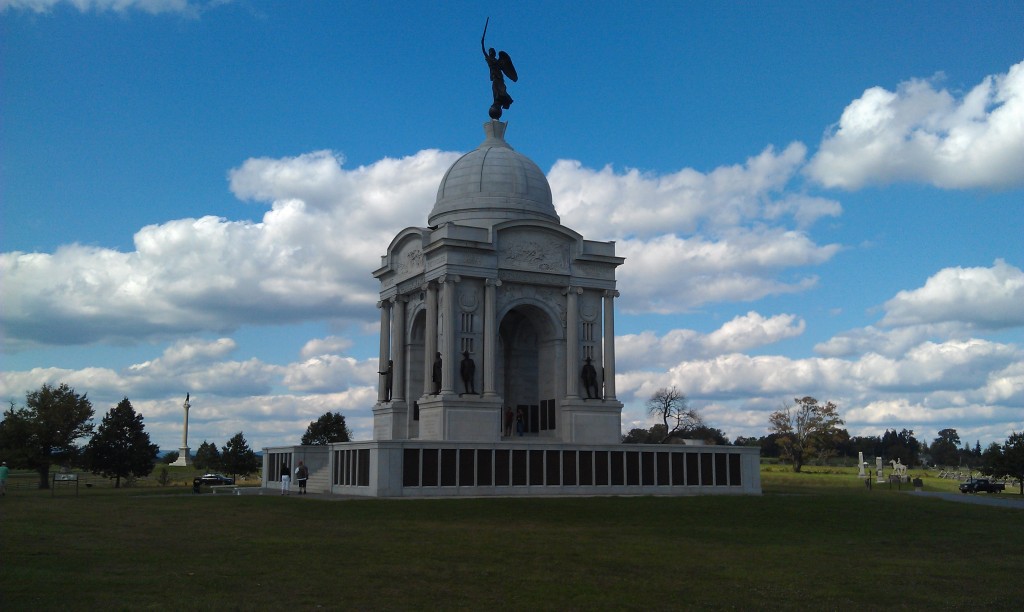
[498,228,571,274]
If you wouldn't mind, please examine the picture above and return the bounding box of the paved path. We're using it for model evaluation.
[910,490,1024,509]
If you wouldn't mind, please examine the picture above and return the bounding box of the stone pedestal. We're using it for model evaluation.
[559,399,623,444]
[372,400,409,441]
[171,447,192,467]
[417,395,503,441]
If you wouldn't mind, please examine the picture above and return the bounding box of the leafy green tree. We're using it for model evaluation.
[768,397,844,473]
[0,383,94,489]
[301,411,352,445]
[83,398,159,488]
[929,428,961,467]
[980,442,1004,477]
[882,429,922,466]
[1001,432,1024,495]
[194,441,220,471]
[220,432,260,479]
[161,450,180,464]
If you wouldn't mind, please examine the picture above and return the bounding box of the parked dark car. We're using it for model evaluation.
[959,478,1005,494]
[199,473,235,485]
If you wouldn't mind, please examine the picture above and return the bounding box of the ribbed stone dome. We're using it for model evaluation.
[428,121,558,228]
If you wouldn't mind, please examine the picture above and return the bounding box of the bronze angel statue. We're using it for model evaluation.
[482,18,518,119]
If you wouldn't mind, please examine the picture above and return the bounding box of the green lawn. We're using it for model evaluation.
[2,467,1022,610]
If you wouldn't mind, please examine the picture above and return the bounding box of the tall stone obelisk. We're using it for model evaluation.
[170,393,193,467]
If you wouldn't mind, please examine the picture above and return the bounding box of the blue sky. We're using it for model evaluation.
[3,0,1023,453]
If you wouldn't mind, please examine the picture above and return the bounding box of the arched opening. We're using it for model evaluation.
[498,304,560,437]
[407,309,426,437]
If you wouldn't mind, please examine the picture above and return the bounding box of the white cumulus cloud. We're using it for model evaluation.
[806,60,1024,189]
[0,0,226,15]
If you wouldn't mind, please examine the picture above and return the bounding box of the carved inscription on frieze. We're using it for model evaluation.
[573,261,614,280]
[499,230,569,273]
[394,246,424,281]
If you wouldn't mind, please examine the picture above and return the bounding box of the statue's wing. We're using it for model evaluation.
[498,51,518,82]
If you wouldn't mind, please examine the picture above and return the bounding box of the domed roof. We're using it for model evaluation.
[428,121,558,228]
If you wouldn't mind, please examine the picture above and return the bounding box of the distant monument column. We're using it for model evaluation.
[602,290,619,400]
[564,286,582,399]
[482,278,501,397]
[391,296,407,402]
[857,451,866,477]
[171,394,193,466]
[439,275,460,395]
[377,300,392,402]
[423,281,438,397]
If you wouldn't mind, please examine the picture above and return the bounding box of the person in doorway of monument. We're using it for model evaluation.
[295,461,309,495]
[460,351,477,395]
[281,463,291,495]
[504,407,514,438]
[379,360,393,401]
[516,407,525,437]
[0,461,8,496]
[581,358,599,399]
[432,352,442,395]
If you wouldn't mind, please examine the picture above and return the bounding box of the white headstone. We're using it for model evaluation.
[857,451,865,477]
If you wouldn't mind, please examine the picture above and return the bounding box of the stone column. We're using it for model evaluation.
[423,281,438,397]
[602,290,619,400]
[564,286,582,399]
[483,278,501,397]
[377,300,391,402]
[181,395,190,448]
[391,295,406,402]
[439,275,460,395]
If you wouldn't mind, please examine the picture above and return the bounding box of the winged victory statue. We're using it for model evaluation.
[482,18,518,119]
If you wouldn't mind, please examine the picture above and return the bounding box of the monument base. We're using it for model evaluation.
[170,447,192,467]
[372,400,409,440]
[559,398,624,444]
[417,394,504,441]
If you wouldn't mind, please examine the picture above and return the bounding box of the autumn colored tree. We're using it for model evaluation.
[768,397,844,472]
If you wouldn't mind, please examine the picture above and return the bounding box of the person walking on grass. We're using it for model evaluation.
[0,461,8,496]
[281,463,291,495]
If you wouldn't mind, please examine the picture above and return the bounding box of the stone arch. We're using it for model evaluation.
[497,300,562,437]
[407,307,427,409]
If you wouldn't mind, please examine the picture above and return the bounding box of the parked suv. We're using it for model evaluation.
[198,473,235,485]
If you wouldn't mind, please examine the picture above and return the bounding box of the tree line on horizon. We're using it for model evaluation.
[0,382,352,489]
[625,386,1024,492]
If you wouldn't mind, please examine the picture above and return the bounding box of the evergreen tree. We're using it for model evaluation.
[220,432,260,479]
[84,398,159,488]
[194,440,221,471]
[1001,432,1024,496]
[301,412,352,445]
[0,383,94,488]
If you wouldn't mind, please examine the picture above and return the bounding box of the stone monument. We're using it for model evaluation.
[371,118,625,443]
[875,456,885,483]
[857,451,866,477]
[260,28,763,497]
[170,393,193,466]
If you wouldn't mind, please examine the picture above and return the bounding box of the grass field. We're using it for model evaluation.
[2,466,1022,610]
